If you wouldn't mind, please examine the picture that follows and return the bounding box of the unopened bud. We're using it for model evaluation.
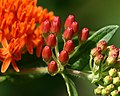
[63,27,74,40]
[94,54,103,65]
[46,34,56,47]
[48,60,58,75]
[97,40,107,51]
[106,84,114,91]
[106,54,117,65]
[58,50,69,65]
[50,16,61,35]
[111,90,119,96]
[78,27,89,42]
[109,48,119,56]
[94,85,104,95]
[91,47,101,57]
[70,21,78,35]
[118,86,120,92]
[64,40,75,53]
[107,45,116,51]
[118,49,120,59]
[103,75,112,85]
[42,20,51,33]
[113,77,120,85]
[42,46,52,61]
[101,88,110,95]
[117,72,120,77]
[109,68,117,77]
[64,15,75,28]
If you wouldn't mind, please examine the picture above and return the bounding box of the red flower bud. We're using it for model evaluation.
[78,27,89,42]
[50,16,61,35]
[94,54,104,65]
[108,47,119,56]
[42,46,52,61]
[70,21,78,35]
[42,20,51,33]
[58,50,69,65]
[46,34,56,47]
[63,27,74,40]
[107,45,116,51]
[48,60,58,74]
[64,15,75,28]
[91,47,101,57]
[64,40,75,53]
[97,40,107,51]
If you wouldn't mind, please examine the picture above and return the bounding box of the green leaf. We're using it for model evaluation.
[61,73,78,96]
[70,25,119,70]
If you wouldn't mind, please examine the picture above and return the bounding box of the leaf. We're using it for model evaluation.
[61,73,78,96]
[70,25,119,70]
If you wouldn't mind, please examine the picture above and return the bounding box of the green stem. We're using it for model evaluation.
[69,44,81,59]
[55,37,59,58]
[1,67,48,76]
[89,55,93,71]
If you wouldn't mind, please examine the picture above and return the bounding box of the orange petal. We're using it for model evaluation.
[11,60,20,72]
[1,55,11,73]
[36,44,42,58]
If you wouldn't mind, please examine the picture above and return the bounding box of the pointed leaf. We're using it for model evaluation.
[70,25,119,70]
[61,73,78,96]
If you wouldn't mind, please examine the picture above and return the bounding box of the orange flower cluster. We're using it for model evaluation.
[0,0,54,73]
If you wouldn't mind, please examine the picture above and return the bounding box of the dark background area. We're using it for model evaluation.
[0,0,120,96]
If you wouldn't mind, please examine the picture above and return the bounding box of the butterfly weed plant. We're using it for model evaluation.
[0,0,119,96]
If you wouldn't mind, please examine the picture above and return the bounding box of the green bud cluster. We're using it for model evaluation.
[94,68,120,96]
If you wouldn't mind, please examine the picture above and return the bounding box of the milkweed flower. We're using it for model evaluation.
[0,0,54,73]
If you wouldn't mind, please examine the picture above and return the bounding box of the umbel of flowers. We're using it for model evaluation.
[90,41,120,96]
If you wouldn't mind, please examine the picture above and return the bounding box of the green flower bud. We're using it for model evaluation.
[113,77,120,85]
[106,54,117,65]
[111,90,119,96]
[109,68,117,77]
[94,87,102,95]
[101,88,110,95]
[103,76,113,85]
[117,72,120,77]
[106,84,115,91]
[117,86,120,92]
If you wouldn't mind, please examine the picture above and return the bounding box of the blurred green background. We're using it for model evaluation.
[1,0,120,96]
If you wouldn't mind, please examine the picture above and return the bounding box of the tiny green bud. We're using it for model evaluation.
[113,77,120,85]
[106,84,115,91]
[111,90,119,96]
[106,54,117,65]
[109,68,117,77]
[94,87,102,95]
[103,76,112,85]
[101,88,110,95]
[117,72,120,77]
[117,86,120,92]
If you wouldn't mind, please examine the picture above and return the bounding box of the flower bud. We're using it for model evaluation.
[94,85,104,95]
[58,50,69,65]
[46,34,56,47]
[63,27,74,40]
[106,84,114,91]
[117,72,120,77]
[50,16,61,35]
[109,68,117,77]
[94,54,103,65]
[64,15,75,28]
[70,21,78,35]
[118,49,120,59]
[101,88,110,95]
[106,54,117,65]
[107,45,116,51]
[42,46,52,61]
[118,86,120,92]
[113,77,120,85]
[64,40,75,53]
[42,20,51,33]
[109,48,119,56]
[91,47,101,57]
[103,75,112,85]
[78,27,89,42]
[97,40,107,51]
[111,90,119,96]
[48,60,58,75]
